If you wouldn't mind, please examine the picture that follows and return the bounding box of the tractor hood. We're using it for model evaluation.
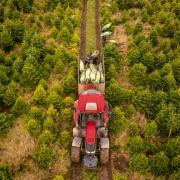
[84,121,98,168]
[78,93,104,113]
[85,121,96,145]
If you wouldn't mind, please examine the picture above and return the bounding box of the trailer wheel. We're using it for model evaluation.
[100,148,109,165]
[71,147,80,163]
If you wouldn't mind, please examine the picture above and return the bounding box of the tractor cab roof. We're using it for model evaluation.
[78,89,104,113]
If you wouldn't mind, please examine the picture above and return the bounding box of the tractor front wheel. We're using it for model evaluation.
[100,148,109,165]
[71,146,80,163]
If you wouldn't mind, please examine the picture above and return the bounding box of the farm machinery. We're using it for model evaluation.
[71,88,110,168]
[71,47,111,169]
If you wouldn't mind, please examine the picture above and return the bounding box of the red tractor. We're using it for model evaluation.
[71,88,110,168]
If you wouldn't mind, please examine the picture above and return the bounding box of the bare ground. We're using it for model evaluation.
[0,118,35,171]
[99,165,112,180]
[118,65,133,90]
[134,112,148,129]
[111,151,130,173]
[113,25,128,55]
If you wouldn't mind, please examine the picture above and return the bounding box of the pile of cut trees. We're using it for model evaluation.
[80,61,105,84]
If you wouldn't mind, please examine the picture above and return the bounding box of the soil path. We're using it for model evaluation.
[79,0,87,59]
[71,163,82,180]
[95,0,103,63]
[71,0,87,178]
[96,0,112,179]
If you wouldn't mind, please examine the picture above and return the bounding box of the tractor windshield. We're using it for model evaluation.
[79,113,103,128]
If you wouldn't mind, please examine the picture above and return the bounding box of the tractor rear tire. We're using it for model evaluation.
[71,146,80,163]
[100,148,109,165]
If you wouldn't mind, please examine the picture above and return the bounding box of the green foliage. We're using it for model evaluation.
[106,64,118,81]
[0,113,14,136]
[129,122,139,136]
[124,104,135,118]
[129,63,147,86]
[47,104,57,119]
[172,58,180,84]
[28,106,45,124]
[12,57,24,81]
[171,155,180,172]
[3,81,19,107]
[163,72,176,91]
[0,164,12,180]
[150,29,158,46]
[26,118,41,137]
[61,16,73,32]
[160,63,172,76]
[47,92,62,110]
[127,136,147,154]
[62,96,74,108]
[106,81,129,106]
[169,89,180,110]
[129,154,149,174]
[124,22,133,35]
[0,30,14,51]
[55,60,64,74]
[53,175,64,180]
[63,72,76,94]
[148,70,162,90]
[144,121,158,140]
[43,117,57,134]
[0,50,5,63]
[162,19,176,37]
[58,130,71,148]
[141,9,148,22]
[35,144,54,168]
[169,171,180,180]
[109,107,127,134]
[10,20,25,43]
[104,43,120,64]
[165,137,180,158]
[133,88,153,113]
[39,79,48,90]
[156,104,179,137]
[127,48,142,66]
[21,62,41,89]
[134,23,143,34]
[50,82,63,95]
[142,52,155,70]
[38,130,55,145]
[113,173,127,180]
[150,151,169,176]
[58,26,71,44]
[116,0,134,10]
[55,45,76,64]
[0,84,6,105]
[61,108,73,122]
[33,84,47,105]
[12,96,29,116]
[0,63,9,83]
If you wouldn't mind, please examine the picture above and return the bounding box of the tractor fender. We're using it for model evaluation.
[100,137,109,149]
[97,127,108,138]
[72,137,82,148]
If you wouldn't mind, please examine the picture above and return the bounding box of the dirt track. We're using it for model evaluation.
[72,0,112,179]
[79,0,87,59]
[71,163,82,180]
[95,0,103,63]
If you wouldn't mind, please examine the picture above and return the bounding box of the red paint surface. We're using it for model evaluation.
[78,94,104,113]
[85,121,96,145]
